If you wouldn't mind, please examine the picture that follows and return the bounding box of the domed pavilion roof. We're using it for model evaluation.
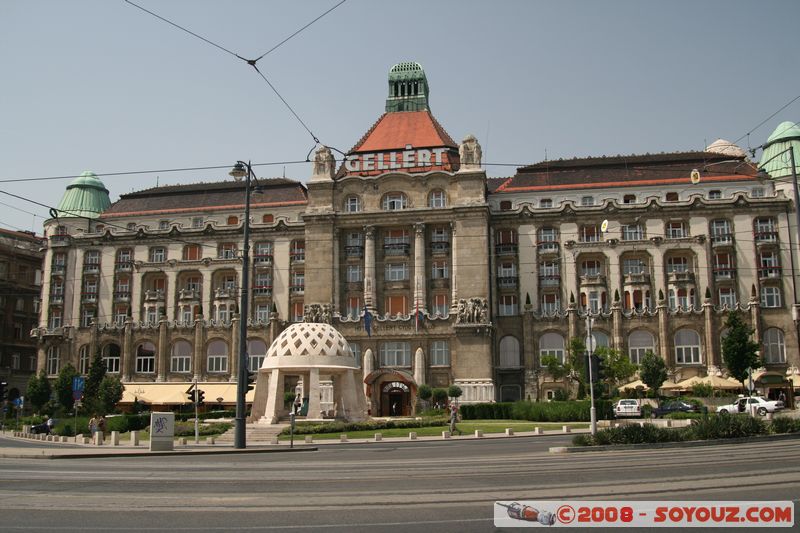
[705,139,747,157]
[263,322,358,371]
[55,171,111,219]
[760,121,800,179]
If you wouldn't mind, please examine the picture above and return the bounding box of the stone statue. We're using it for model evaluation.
[304,303,327,323]
[456,297,488,324]
[311,145,335,181]
[458,134,482,170]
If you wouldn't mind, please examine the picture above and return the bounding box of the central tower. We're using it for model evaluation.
[385,61,430,112]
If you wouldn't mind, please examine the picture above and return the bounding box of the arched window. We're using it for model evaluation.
[247,339,268,372]
[763,328,786,364]
[498,336,521,368]
[135,342,156,374]
[674,329,701,364]
[429,190,446,208]
[382,192,408,211]
[102,344,121,373]
[539,332,565,364]
[171,340,192,373]
[207,340,228,373]
[344,195,362,213]
[592,331,610,349]
[628,330,655,364]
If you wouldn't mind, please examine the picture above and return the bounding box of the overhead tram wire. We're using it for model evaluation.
[122,0,347,148]
[732,94,800,146]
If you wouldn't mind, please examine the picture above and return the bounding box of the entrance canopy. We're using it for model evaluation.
[363,368,416,386]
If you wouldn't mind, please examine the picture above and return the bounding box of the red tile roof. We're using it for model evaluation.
[339,111,460,177]
[495,152,760,193]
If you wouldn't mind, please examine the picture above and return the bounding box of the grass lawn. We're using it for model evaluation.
[280,420,589,440]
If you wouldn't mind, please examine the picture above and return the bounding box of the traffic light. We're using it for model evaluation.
[0,381,7,402]
[196,389,205,405]
[587,354,600,383]
[245,369,256,393]
[596,355,606,381]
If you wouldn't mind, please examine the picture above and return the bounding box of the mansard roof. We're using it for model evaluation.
[101,178,307,218]
[495,151,759,193]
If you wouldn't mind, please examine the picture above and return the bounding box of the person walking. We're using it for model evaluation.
[449,403,462,436]
[88,414,98,437]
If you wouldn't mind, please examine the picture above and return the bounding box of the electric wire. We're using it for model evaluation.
[733,95,800,146]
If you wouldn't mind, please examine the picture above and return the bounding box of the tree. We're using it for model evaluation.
[639,350,667,397]
[26,370,51,413]
[418,384,432,402]
[431,387,448,406]
[721,312,761,387]
[568,337,587,399]
[54,363,78,412]
[595,347,637,390]
[98,376,124,414]
[447,385,463,401]
[84,351,106,412]
[541,354,569,381]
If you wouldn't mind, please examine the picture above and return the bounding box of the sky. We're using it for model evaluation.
[1,0,799,235]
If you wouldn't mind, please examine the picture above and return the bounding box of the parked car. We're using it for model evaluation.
[613,399,641,418]
[651,400,706,418]
[716,396,784,416]
[29,421,51,434]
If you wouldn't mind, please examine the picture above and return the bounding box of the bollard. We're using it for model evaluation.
[270,437,279,445]
[666,420,673,428]
[207,437,215,445]
[60,436,68,443]
[111,431,120,446]
[340,434,348,442]
[409,432,417,440]
[178,437,187,446]
[505,428,514,436]
[442,431,451,439]
[82,437,90,444]
[474,430,483,438]
[562,425,571,434]
[374,433,382,442]
[130,431,139,446]
[94,432,103,446]
[305,435,313,444]
[534,427,543,435]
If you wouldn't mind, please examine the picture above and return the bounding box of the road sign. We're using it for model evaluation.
[72,390,84,401]
[12,397,23,407]
[72,376,85,392]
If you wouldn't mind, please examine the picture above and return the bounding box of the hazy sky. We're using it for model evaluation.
[1,0,799,234]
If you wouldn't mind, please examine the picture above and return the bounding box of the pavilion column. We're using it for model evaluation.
[264,368,282,423]
[413,223,426,312]
[307,367,321,419]
[363,226,376,311]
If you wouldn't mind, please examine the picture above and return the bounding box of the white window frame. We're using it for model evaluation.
[763,328,786,363]
[539,333,565,364]
[382,192,408,211]
[674,329,701,364]
[170,341,192,373]
[430,340,451,366]
[379,341,411,367]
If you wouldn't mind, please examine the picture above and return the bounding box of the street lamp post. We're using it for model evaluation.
[229,160,256,449]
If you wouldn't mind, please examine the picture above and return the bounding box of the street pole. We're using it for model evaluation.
[193,378,199,444]
[586,317,597,435]
[230,161,253,449]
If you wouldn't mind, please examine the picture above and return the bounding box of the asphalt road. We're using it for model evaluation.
[0,435,797,532]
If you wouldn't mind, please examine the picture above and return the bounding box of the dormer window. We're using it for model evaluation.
[429,190,446,208]
[382,192,408,211]
[665,192,679,202]
[623,194,636,204]
[345,195,362,213]
[708,190,722,200]
[581,196,594,206]
[540,198,553,208]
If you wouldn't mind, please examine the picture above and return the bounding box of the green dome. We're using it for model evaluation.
[766,121,800,144]
[388,61,426,82]
[55,171,111,219]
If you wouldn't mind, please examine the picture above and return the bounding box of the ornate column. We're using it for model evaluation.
[611,300,623,350]
[703,295,716,371]
[413,223,426,312]
[657,295,670,368]
[332,231,340,313]
[363,226,376,311]
[200,266,213,322]
[165,269,178,320]
[450,222,459,312]
[193,317,204,381]
[413,346,426,385]
[122,319,133,382]
[157,318,168,382]
[750,286,762,343]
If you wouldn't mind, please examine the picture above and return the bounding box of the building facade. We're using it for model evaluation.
[33,63,800,414]
[0,228,44,402]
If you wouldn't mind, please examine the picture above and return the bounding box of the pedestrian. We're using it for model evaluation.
[449,403,462,436]
[98,415,107,436]
[45,416,54,434]
[778,390,787,404]
[88,414,98,436]
[293,394,301,415]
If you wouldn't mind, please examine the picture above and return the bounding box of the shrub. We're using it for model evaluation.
[60,424,74,437]
[689,413,767,440]
[770,416,800,434]
[173,421,232,437]
[665,412,705,420]
[582,423,688,446]
[691,383,714,398]
[641,404,653,419]
[281,417,447,436]
[572,434,593,446]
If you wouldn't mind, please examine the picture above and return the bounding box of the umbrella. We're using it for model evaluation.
[672,374,742,391]
[618,379,649,392]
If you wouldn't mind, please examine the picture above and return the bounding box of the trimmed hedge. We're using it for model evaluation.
[459,400,614,422]
[280,417,448,436]
[771,416,800,434]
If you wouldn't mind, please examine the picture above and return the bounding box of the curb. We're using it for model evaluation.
[549,432,800,453]
[0,446,318,460]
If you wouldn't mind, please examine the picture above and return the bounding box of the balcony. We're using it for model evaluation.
[83,264,100,275]
[758,267,782,280]
[580,274,606,286]
[178,288,200,301]
[345,246,364,258]
[754,231,779,245]
[383,243,410,256]
[214,287,236,299]
[50,264,66,275]
[253,285,273,297]
[49,234,71,247]
[115,262,133,273]
[623,272,651,285]
[537,241,559,254]
[144,289,165,302]
[713,266,737,281]
[497,276,519,289]
[711,234,734,247]
[539,275,560,288]
[430,241,450,255]
[289,285,305,295]
[667,271,695,283]
[495,243,518,256]
[430,277,450,289]
[82,292,98,303]
[290,252,305,264]
[49,294,64,305]
[113,291,131,303]
[253,254,273,266]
